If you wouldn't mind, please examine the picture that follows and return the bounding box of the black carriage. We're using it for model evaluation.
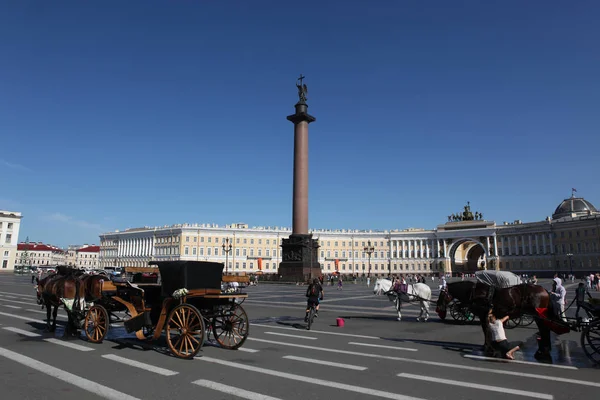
[83,261,249,359]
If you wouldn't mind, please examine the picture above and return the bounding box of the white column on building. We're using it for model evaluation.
[443,239,448,257]
[419,239,423,258]
[528,235,533,255]
[402,240,406,258]
[426,240,430,258]
[542,234,547,254]
[394,240,398,258]
[535,235,539,255]
[549,232,554,254]
[514,236,518,255]
[493,236,498,256]
[486,236,491,256]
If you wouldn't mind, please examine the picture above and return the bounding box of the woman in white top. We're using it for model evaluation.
[488,312,523,360]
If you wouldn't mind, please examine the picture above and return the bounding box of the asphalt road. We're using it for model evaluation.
[0,272,598,400]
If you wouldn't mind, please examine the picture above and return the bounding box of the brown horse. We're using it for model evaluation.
[437,281,561,361]
[36,268,85,335]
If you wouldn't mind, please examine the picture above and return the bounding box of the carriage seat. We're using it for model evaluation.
[581,301,600,318]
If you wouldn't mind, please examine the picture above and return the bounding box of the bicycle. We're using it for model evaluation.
[306,303,317,330]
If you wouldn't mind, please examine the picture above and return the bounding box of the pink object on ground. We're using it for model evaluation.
[336,318,345,327]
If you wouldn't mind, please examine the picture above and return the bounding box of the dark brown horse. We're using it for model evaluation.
[437,281,562,361]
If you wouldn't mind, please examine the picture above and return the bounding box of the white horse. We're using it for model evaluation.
[373,278,431,321]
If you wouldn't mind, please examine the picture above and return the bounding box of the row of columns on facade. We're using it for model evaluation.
[389,237,497,259]
[104,234,554,260]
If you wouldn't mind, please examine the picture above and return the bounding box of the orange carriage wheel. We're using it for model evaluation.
[166,303,205,359]
[84,305,109,343]
[211,303,249,350]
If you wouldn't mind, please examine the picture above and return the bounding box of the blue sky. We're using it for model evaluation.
[1,1,598,247]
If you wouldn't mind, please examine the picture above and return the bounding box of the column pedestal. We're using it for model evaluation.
[279,234,321,282]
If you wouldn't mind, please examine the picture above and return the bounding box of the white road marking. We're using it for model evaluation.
[248,338,588,385]
[4,304,21,309]
[238,348,260,353]
[283,355,367,371]
[0,291,36,298]
[252,323,381,340]
[101,354,178,376]
[26,309,67,319]
[246,300,420,313]
[463,354,578,370]
[192,379,282,400]
[398,373,553,400]
[44,338,94,352]
[197,357,425,400]
[3,327,41,337]
[348,342,417,352]
[0,311,45,324]
[0,347,141,400]
[265,332,317,340]
[0,298,34,306]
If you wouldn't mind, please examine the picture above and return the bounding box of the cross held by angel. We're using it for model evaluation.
[296,74,308,103]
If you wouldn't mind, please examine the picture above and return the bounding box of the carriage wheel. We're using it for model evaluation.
[84,305,109,343]
[520,314,535,327]
[504,317,520,330]
[449,302,461,321]
[581,320,600,366]
[212,303,249,350]
[166,304,205,359]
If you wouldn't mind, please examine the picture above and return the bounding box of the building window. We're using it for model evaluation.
[207,248,211,256]
[236,248,240,256]
[3,251,8,257]
[192,247,197,255]
[186,237,190,242]
[2,260,7,268]
[7,223,13,229]
[184,247,189,255]
[5,234,12,244]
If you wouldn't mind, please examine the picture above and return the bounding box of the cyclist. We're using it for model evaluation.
[305,278,324,322]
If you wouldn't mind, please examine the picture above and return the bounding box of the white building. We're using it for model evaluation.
[15,242,65,267]
[0,210,22,271]
[76,245,100,268]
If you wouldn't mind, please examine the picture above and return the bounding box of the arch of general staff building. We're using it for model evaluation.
[98,197,600,279]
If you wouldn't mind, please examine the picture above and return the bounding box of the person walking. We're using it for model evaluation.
[337,276,343,290]
[551,277,567,322]
[574,282,593,320]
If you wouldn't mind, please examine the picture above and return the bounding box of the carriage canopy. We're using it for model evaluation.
[475,270,521,288]
[149,261,223,294]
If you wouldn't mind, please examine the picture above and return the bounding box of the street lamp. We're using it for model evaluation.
[566,252,573,278]
[364,240,375,278]
[222,238,232,274]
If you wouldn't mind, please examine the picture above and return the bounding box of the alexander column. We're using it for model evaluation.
[278,75,321,282]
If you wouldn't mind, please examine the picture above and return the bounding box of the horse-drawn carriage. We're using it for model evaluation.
[436,271,600,365]
[438,271,533,327]
[38,261,249,359]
